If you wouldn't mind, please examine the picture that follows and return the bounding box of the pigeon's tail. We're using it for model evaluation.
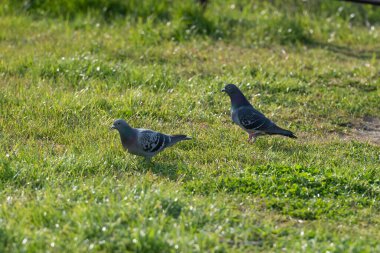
[280,130,297,139]
[268,126,297,139]
[170,135,192,144]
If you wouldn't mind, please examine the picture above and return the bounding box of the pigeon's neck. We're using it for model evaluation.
[118,126,136,147]
[230,91,251,109]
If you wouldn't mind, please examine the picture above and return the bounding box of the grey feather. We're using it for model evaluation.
[236,106,274,131]
[111,119,191,158]
[222,84,296,141]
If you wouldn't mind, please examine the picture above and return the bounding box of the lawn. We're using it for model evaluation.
[0,0,379,252]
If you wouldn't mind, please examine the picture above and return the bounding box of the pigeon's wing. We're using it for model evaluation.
[237,107,274,132]
[137,130,171,154]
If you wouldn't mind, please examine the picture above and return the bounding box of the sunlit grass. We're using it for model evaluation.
[0,1,380,252]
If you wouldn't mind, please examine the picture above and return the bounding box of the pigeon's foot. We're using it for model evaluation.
[248,133,257,144]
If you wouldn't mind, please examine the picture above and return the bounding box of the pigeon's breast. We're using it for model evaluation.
[231,109,240,125]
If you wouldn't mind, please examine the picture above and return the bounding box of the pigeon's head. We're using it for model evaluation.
[222,83,251,107]
[221,84,240,96]
[110,119,130,131]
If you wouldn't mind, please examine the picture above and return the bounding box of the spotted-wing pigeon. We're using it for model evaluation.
[222,84,296,143]
[111,119,191,158]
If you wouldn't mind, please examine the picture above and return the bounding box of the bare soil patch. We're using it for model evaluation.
[339,117,380,145]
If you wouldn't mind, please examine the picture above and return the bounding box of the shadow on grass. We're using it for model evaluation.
[266,140,303,155]
[310,41,380,60]
[133,159,187,181]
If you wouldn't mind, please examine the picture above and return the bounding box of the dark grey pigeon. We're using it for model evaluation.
[111,119,191,158]
[222,84,296,143]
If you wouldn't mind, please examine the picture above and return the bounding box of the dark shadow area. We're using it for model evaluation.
[342,0,380,6]
[309,41,380,60]
[136,159,188,181]
[269,145,299,156]
[15,0,171,22]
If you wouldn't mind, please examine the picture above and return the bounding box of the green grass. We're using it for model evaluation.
[1,0,380,252]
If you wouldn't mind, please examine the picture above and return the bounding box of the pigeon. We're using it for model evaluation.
[222,84,296,143]
[111,119,191,158]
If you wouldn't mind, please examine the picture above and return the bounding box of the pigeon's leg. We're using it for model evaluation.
[144,156,153,164]
[248,133,257,143]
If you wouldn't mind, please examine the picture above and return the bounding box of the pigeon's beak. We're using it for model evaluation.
[221,88,226,92]
[110,125,116,130]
